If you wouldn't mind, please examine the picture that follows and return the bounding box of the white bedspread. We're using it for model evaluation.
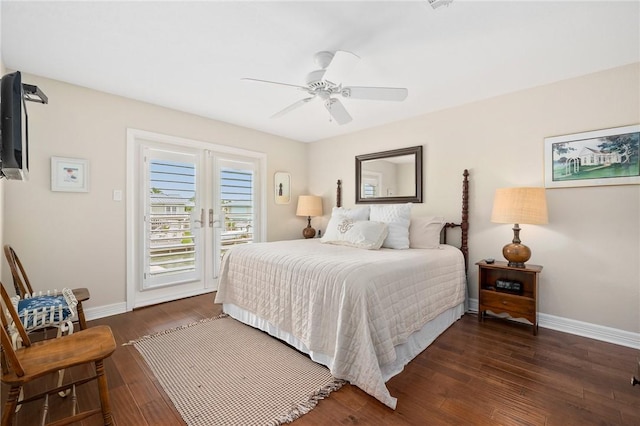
[214,239,466,409]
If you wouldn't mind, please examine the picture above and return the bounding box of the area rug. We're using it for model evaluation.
[126,314,344,426]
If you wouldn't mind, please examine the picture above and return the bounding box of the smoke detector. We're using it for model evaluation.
[428,0,453,9]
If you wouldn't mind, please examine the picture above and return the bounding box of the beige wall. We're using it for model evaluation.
[308,63,640,334]
[2,64,638,336]
[1,73,308,309]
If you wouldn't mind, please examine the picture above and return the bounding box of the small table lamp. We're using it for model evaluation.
[491,187,548,268]
[296,195,323,239]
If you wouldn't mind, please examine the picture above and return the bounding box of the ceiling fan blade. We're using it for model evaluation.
[324,98,352,125]
[342,86,408,101]
[322,51,360,85]
[271,96,315,119]
[241,78,308,91]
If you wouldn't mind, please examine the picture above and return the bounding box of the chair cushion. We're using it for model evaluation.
[15,294,74,330]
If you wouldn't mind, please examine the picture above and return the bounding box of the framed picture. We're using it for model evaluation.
[51,157,89,192]
[544,125,640,188]
[274,172,290,204]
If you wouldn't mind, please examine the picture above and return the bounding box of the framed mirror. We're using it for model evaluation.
[355,145,423,204]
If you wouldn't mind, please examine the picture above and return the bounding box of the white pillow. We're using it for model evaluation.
[321,218,388,250]
[321,206,370,242]
[409,216,445,249]
[369,203,412,249]
[330,206,370,221]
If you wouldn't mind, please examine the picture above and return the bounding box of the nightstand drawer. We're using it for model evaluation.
[477,260,542,335]
[481,290,535,316]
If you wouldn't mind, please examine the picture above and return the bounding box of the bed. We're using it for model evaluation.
[215,170,469,409]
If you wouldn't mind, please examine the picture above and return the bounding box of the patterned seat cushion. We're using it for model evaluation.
[17,294,73,329]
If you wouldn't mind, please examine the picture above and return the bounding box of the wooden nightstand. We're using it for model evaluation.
[477,260,543,335]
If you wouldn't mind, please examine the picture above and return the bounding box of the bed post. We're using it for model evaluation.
[443,170,470,269]
[336,179,342,208]
[460,169,469,271]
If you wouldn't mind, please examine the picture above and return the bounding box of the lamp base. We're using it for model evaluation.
[302,226,316,239]
[502,242,531,268]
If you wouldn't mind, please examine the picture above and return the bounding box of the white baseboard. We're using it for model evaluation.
[83,297,639,350]
[537,312,640,349]
[467,298,639,350]
[84,302,128,322]
[82,288,215,322]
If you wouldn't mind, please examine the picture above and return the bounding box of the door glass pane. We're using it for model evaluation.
[220,164,254,259]
[146,159,197,286]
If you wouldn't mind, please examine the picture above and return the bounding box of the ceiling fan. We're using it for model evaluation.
[242,51,408,125]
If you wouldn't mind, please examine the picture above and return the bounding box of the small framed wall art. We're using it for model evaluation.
[274,172,291,204]
[51,156,89,192]
[544,124,640,188]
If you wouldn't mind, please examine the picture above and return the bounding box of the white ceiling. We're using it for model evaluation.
[2,1,638,143]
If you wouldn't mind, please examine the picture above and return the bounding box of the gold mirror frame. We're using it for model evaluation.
[355,145,423,204]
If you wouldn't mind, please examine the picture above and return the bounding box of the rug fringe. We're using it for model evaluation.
[122,313,229,346]
[277,378,346,425]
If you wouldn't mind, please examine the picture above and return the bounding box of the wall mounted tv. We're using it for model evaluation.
[0,71,48,180]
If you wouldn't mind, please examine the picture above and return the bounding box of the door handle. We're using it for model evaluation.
[192,208,205,228]
[209,209,221,228]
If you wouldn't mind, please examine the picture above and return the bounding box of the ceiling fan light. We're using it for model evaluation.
[324,98,352,125]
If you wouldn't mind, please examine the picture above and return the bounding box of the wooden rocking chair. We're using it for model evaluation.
[9,286,79,400]
[1,281,116,426]
[4,244,90,330]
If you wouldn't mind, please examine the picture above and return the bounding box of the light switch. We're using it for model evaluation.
[113,190,122,201]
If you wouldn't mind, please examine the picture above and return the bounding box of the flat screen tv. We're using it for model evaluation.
[1,71,29,180]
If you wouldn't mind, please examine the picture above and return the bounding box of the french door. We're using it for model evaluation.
[126,129,265,310]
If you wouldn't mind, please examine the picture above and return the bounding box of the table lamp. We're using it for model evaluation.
[296,195,323,239]
[491,187,548,268]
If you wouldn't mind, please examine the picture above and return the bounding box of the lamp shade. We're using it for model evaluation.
[491,187,548,225]
[296,195,323,217]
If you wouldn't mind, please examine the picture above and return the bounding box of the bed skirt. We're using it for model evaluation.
[223,301,465,404]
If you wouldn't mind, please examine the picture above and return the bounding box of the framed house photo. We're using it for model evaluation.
[544,125,640,188]
[51,156,89,192]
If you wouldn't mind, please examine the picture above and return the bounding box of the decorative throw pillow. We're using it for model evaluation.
[369,203,412,249]
[409,216,445,249]
[321,206,370,242]
[321,219,388,250]
[330,206,370,221]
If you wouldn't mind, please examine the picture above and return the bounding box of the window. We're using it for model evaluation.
[147,159,197,281]
[219,162,255,259]
[363,182,377,198]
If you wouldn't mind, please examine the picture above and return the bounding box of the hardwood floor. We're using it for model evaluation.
[3,293,638,425]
